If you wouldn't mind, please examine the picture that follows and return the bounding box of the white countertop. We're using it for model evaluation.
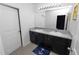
[30,27,72,39]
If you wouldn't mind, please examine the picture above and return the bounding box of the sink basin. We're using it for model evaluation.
[49,31,63,36]
[33,29,45,33]
[55,32,63,35]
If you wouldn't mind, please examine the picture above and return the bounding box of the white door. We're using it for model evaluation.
[0,4,21,54]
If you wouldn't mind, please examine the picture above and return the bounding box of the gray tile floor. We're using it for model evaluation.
[10,43,57,55]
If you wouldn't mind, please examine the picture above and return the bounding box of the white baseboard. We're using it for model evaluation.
[23,41,31,47]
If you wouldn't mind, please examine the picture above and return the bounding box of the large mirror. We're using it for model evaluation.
[45,6,72,30]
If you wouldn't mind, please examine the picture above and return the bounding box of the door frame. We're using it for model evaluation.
[0,3,23,46]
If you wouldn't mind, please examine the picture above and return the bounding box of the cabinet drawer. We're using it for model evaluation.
[52,47,69,55]
[44,36,51,49]
[49,35,71,46]
[29,31,37,44]
[29,31,45,45]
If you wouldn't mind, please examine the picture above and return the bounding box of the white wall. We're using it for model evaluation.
[68,4,79,55]
[34,12,45,28]
[68,4,78,36]
[0,36,4,55]
[75,7,79,54]
[33,4,45,28]
[6,3,35,47]
[45,7,71,29]
[70,13,79,55]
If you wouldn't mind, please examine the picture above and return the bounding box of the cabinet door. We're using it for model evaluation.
[29,31,37,44]
[29,31,45,45]
[47,35,56,50]
[48,35,71,55]
[43,35,51,49]
[35,33,45,46]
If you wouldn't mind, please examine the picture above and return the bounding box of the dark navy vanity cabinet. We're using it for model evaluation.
[29,31,72,55]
